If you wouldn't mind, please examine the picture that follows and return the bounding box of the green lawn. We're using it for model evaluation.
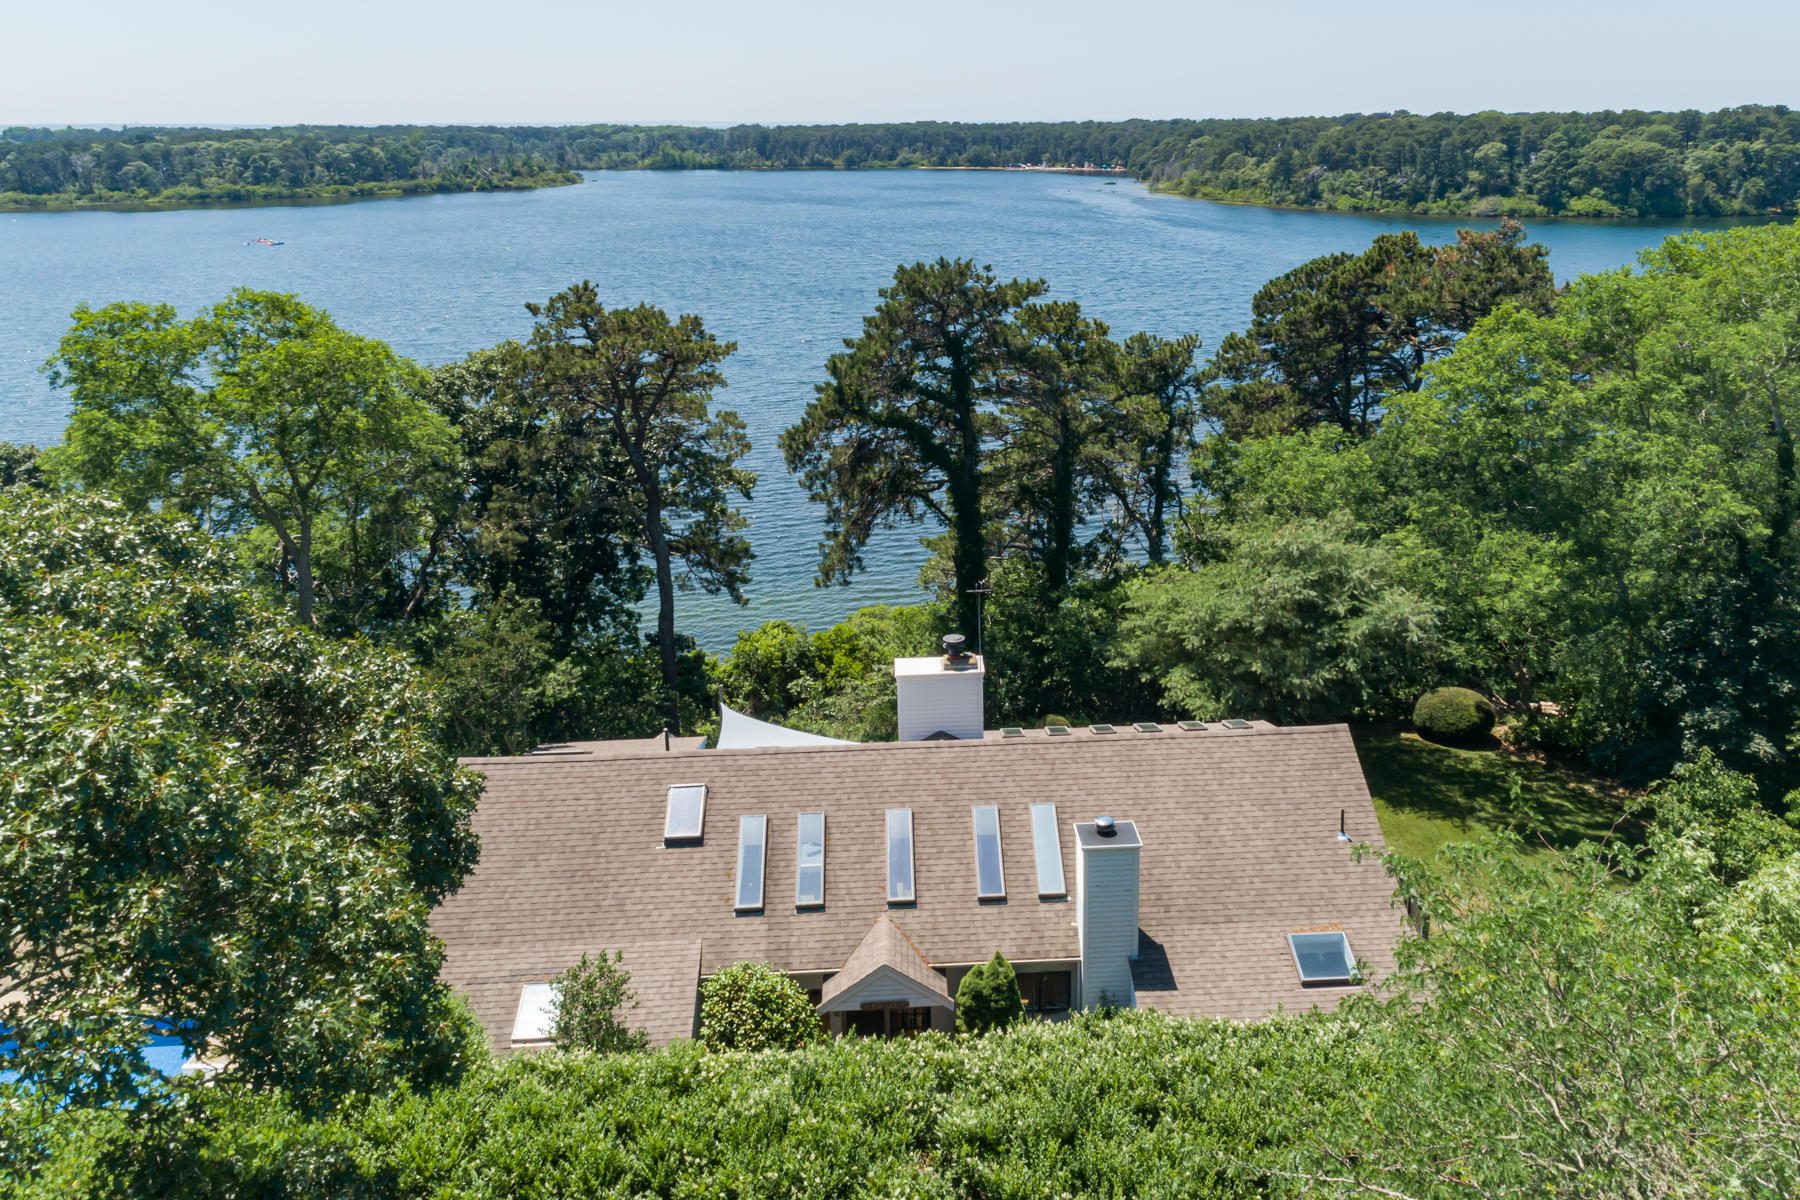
[1356,732,1636,861]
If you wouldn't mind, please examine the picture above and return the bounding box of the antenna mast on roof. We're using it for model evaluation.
[967,578,992,658]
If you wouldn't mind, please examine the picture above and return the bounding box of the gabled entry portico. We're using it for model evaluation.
[817,915,955,1036]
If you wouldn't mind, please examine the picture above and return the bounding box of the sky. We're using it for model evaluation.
[4,0,1796,127]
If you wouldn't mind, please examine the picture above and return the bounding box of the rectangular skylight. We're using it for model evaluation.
[1090,723,1116,735]
[1134,722,1161,733]
[734,815,768,911]
[795,811,825,909]
[664,784,707,843]
[1178,720,1207,731]
[1045,725,1072,737]
[886,808,915,903]
[511,982,558,1045]
[1001,726,1024,738]
[971,805,1005,899]
[1288,931,1357,986]
[1028,802,1065,898]
[1223,719,1252,730]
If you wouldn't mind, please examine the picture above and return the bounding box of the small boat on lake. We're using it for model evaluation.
[245,237,284,246]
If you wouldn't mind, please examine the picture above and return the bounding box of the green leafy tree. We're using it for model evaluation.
[1095,332,1202,565]
[954,952,1024,1035]
[1114,515,1437,724]
[0,492,480,1137]
[697,962,824,1052]
[1200,223,1553,439]
[425,346,650,657]
[0,440,44,490]
[548,952,649,1054]
[993,300,1113,593]
[717,619,817,717]
[44,288,455,630]
[524,284,755,734]
[1298,824,1800,1197]
[783,258,1045,638]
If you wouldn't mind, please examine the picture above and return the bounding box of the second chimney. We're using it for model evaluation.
[893,633,985,741]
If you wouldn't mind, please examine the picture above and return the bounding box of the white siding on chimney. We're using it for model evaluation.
[894,656,985,742]
[1075,823,1141,1009]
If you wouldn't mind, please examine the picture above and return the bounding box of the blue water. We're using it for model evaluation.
[0,172,1753,647]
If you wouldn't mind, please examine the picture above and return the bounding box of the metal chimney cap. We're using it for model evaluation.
[941,632,973,666]
[1095,815,1117,836]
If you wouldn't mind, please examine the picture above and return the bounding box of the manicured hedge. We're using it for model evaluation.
[1412,687,1497,743]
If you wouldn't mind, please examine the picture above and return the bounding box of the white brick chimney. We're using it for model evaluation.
[1075,816,1141,1009]
[893,633,985,742]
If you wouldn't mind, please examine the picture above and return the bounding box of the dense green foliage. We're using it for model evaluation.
[1113,516,1437,724]
[696,963,825,1052]
[16,796,1800,1199]
[0,442,43,490]
[952,953,1024,1035]
[0,493,480,1140]
[1411,686,1497,743]
[521,283,755,733]
[46,289,455,630]
[8,107,1796,217]
[1201,219,1800,795]
[1200,221,1554,438]
[548,952,649,1055]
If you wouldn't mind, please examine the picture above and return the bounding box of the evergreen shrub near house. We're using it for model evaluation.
[1412,686,1497,744]
[955,952,1024,1034]
[697,962,825,1052]
[549,952,649,1054]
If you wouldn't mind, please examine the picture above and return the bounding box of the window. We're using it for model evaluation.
[1288,931,1357,986]
[1045,725,1071,737]
[1134,722,1161,733]
[1020,970,1072,1013]
[734,815,768,911]
[511,982,558,1044]
[1178,720,1206,731]
[971,805,1005,899]
[1029,802,1066,897]
[886,808,915,903]
[795,811,826,908]
[1089,723,1116,735]
[664,784,707,843]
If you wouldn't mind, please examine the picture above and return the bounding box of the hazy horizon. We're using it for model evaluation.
[3,0,1794,128]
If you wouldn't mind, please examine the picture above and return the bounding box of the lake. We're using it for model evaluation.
[0,171,1753,648]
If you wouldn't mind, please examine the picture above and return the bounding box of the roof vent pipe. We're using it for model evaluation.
[1095,815,1117,837]
[1337,808,1350,841]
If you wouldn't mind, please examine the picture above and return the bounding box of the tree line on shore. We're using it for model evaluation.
[6,105,1796,216]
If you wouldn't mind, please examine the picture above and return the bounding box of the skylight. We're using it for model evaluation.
[511,982,558,1044]
[795,811,825,909]
[886,808,915,903]
[972,805,1005,899]
[664,784,707,843]
[1090,723,1116,735]
[1288,931,1357,986]
[1045,725,1072,737]
[1178,720,1206,731]
[734,815,768,911]
[1028,802,1065,898]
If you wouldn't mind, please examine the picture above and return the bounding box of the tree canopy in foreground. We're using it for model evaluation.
[0,492,481,1130]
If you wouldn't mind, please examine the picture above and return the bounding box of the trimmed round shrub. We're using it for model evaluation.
[1412,687,1497,744]
[698,962,825,1051]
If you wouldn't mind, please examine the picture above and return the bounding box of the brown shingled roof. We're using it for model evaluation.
[819,915,953,1008]
[434,722,1399,1051]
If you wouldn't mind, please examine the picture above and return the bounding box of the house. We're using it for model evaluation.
[431,636,1401,1049]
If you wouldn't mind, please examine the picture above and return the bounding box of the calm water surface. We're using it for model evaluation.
[0,172,1750,647]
